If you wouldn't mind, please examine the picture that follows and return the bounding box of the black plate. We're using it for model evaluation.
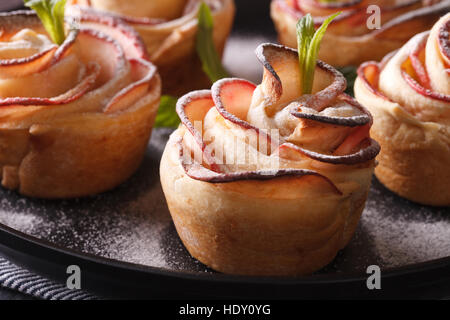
[0,0,450,299]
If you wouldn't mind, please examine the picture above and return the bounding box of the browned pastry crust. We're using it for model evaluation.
[354,13,450,206]
[69,0,235,95]
[0,11,161,199]
[160,43,380,276]
[271,0,449,66]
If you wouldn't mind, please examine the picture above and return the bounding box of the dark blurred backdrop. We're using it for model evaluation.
[233,0,275,34]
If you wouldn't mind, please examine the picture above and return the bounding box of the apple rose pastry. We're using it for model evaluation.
[355,13,450,206]
[68,0,235,95]
[160,39,380,275]
[271,0,449,66]
[0,10,161,199]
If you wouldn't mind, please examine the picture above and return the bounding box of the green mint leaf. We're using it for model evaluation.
[296,12,341,95]
[50,0,67,44]
[154,95,181,128]
[296,14,315,95]
[196,2,229,84]
[24,0,67,45]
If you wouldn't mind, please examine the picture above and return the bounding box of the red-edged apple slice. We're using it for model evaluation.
[285,93,372,153]
[288,60,346,114]
[402,70,450,102]
[334,124,370,156]
[0,45,57,78]
[104,58,157,113]
[407,39,431,89]
[211,78,255,121]
[176,90,220,172]
[71,6,150,60]
[73,4,164,27]
[52,29,79,62]
[212,78,277,153]
[278,137,380,165]
[0,29,78,78]
[255,44,346,112]
[291,95,371,127]
[255,43,300,107]
[178,137,342,196]
[357,62,391,100]
[0,62,100,107]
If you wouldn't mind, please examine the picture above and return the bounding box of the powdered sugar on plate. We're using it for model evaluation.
[360,182,450,268]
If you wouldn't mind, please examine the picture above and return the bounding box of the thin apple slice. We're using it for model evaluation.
[104,58,157,113]
[357,58,450,104]
[408,39,431,89]
[176,89,220,172]
[70,6,150,60]
[0,45,57,78]
[291,95,371,128]
[255,43,300,106]
[0,28,78,78]
[211,78,256,121]
[255,43,346,114]
[357,62,390,100]
[0,62,99,107]
[279,137,380,165]
[334,124,370,156]
[291,60,346,113]
[212,77,276,153]
[178,137,342,196]
[402,70,450,102]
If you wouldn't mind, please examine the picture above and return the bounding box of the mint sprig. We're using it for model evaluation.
[24,0,67,45]
[196,2,229,83]
[296,12,341,95]
[154,95,181,128]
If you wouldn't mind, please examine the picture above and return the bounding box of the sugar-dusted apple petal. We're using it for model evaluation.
[255,43,300,106]
[279,135,380,165]
[211,78,256,121]
[0,62,99,107]
[176,90,220,172]
[104,58,158,113]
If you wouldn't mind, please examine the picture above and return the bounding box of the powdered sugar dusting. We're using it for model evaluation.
[360,181,450,268]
